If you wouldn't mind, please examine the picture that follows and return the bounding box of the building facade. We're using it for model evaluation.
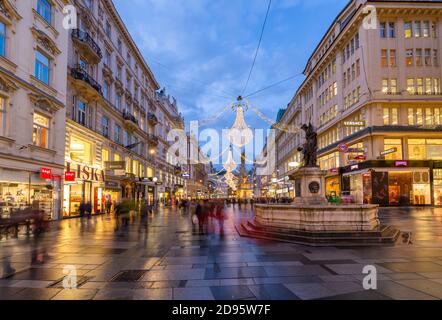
[62,0,165,217]
[0,0,69,220]
[273,0,442,206]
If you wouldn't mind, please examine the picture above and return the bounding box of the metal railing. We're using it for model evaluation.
[70,65,102,94]
[71,29,103,59]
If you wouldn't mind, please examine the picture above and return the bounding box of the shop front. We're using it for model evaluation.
[434,168,442,206]
[325,174,341,198]
[341,160,433,206]
[62,162,105,218]
[0,167,61,220]
[103,181,121,212]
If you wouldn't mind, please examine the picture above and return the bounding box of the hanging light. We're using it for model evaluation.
[223,149,237,172]
[227,96,253,147]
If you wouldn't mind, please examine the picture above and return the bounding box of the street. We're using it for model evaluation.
[2,206,442,300]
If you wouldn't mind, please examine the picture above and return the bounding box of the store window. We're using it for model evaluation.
[70,137,92,164]
[32,113,50,149]
[0,97,5,136]
[384,139,402,160]
[434,169,442,206]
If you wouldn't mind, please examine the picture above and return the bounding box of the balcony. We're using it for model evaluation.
[148,134,159,146]
[71,29,102,64]
[70,65,102,101]
[148,113,159,126]
[123,111,139,130]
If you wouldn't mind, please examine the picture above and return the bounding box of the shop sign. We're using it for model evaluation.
[182,173,190,178]
[338,143,349,153]
[66,163,105,182]
[105,181,119,189]
[381,148,397,156]
[351,164,359,171]
[105,161,126,170]
[354,155,367,161]
[395,160,408,167]
[65,172,76,182]
[347,148,366,153]
[40,168,52,179]
[329,168,339,174]
[147,186,154,193]
[344,121,365,127]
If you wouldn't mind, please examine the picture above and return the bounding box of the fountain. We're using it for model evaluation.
[236,124,400,246]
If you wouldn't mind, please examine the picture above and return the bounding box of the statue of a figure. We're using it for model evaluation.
[297,123,318,167]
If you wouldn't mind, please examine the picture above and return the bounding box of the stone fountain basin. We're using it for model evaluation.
[254,204,380,232]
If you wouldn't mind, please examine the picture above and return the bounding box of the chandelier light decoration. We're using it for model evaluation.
[227,96,254,148]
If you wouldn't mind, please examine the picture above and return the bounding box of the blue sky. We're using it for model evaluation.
[114,0,349,165]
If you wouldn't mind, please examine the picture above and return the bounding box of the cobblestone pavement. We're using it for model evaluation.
[2,206,442,300]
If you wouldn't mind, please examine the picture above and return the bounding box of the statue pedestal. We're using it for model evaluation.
[292,166,327,205]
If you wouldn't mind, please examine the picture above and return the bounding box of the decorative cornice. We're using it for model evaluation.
[31,27,61,56]
[29,93,64,114]
[0,74,18,93]
[0,0,22,22]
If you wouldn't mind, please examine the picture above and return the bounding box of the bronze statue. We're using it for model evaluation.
[297,123,318,167]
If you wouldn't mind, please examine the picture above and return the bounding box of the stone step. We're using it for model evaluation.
[235,219,400,247]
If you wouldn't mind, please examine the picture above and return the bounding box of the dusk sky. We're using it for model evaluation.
[113,0,349,165]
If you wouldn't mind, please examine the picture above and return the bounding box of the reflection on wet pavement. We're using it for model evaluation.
[1,206,442,300]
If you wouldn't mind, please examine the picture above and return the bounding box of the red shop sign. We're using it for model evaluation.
[65,172,76,182]
[40,168,52,180]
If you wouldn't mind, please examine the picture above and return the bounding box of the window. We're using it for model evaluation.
[408,108,415,125]
[102,116,109,137]
[390,79,397,94]
[333,82,337,96]
[106,21,111,38]
[102,148,109,168]
[406,49,414,66]
[404,22,412,38]
[117,65,122,81]
[126,157,131,174]
[103,81,110,100]
[37,0,52,24]
[416,49,422,66]
[425,78,432,95]
[124,130,130,147]
[356,59,360,76]
[389,22,396,38]
[35,50,49,85]
[390,50,396,67]
[414,21,421,38]
[384,139,402,160]
[383,108,398,125]
[133,160,139,177]
[116,94,121,110]
[434,50,439,66]
[343,72,347,87]
[425,49,431,66]
[382,79,389,93]
[425,107,433,125]
[32,113,49,149]
[0,97,5,136]
[417,78,424,94]
[74,99,91,127]
[114,124,121,144]
[117,39,122,54]
[380,22,386,38]
[434,78,440,94]
[104,50,111,67]
[423,21,430,38]
[70,137,92,164]
[381,49,388,67]
[407,78,415,94]
[408,139,442,161]
[0,22,5,57]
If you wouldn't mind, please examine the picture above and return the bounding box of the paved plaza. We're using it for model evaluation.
[2,206,442,300]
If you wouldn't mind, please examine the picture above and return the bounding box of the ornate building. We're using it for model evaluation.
[0,0,70,220]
